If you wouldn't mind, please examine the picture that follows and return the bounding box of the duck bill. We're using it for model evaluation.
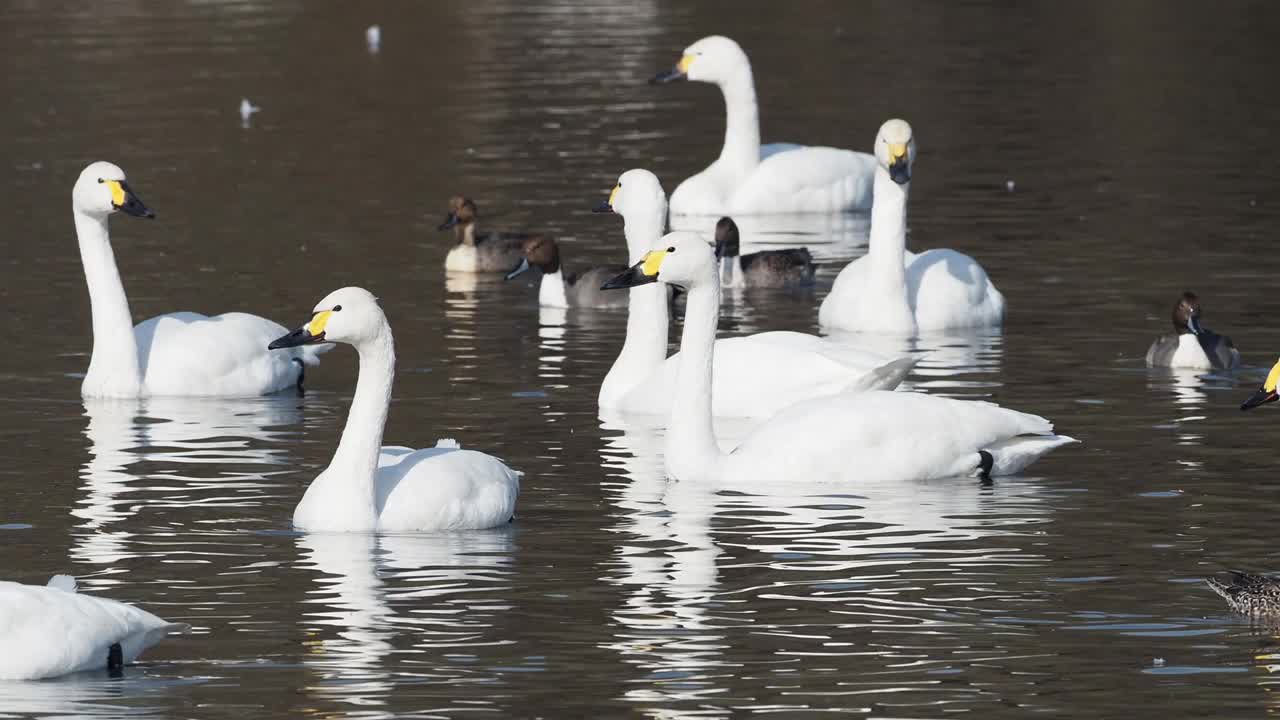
[437,212,458,231]
[650,68,687,84]
[505,257,532,281]
[1241,388,1279,411]
[109,180,156,219]
[269,326,325,350]
[1186,315,1202,335]
[601,261,658,290]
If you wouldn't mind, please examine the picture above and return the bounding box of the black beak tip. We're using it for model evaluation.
[1241,390,1277,411]
[592,202,614,214]
[144,209,156,219]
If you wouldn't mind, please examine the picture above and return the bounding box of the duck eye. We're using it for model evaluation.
[333,305,343,312]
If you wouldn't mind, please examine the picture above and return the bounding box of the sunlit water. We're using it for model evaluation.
[3,1,1280,717]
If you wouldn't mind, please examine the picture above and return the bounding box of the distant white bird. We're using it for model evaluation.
[366,25,381,54]
[239,98,260,126]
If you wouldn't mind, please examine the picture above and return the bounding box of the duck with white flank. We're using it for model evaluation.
[601,233,1075,483]
[437,195,530,273]
[1146,292,1239,370]
[505,236,628,309]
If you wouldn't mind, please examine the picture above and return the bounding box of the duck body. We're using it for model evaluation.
[653,36,874,216]
[438,195,533,273]
[715,216,814,288]
[72,162,326,399]
[1146,292,1239,370]
[819,120,1004,334]
[601,233,1073,484]
[504,235,628,309]
[270,287,520,533]
[0,576,185,680]
[1207,571,1280,617]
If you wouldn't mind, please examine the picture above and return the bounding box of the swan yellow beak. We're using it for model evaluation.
[1242,359,1280,410]
[268,310,333,349]
[105,179,155,219]
[887,143,911,185]
[601,249,667,290]
[677,54,694,73]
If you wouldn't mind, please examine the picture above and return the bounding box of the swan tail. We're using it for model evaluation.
[983,435,1078,477]
[46,574,78,593]
[844,357,919,393]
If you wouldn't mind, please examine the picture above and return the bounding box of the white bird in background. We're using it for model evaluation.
[239,98,260,127]
[0,575,187,680]
[70,161,329,398]
[366,25,381,54]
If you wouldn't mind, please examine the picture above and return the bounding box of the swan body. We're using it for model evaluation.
[1146,292,1239,370]
[594,170,904,418]
[72,161,326,398]
[505,235,628,309]
[819,120,1005,334]
[602,233,1074,484]
[0,575,186,680]
[438,195,530,273]
[269,287,519,532]
[652,36,875,216]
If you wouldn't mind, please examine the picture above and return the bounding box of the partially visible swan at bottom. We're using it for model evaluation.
[819,119,1005,333]
[602,232,1076,484]
[268,287,520,532]
[0,575,187,680]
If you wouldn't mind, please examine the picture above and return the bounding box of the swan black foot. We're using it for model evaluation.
[107,642,123,676]
[977,450,994,484]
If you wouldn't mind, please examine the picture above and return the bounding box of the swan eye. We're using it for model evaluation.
[97,178,103,183]
[333,305,343,312]
[666,246,675,252]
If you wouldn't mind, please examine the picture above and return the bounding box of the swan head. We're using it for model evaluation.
[73,161,155,220]
[505,235,560,280]
[593,169,666,219]
[713,217,740,259]
[438,195,477,232]
[875,119,916,185]
[1171,291,1204,335]
[651,35,748,85]
[269,287,385,350]
[601,232,712,291]
[1242,358,1280,410]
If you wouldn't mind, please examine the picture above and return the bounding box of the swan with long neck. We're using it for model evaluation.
[603,233,1075,483]
[71,161,328,398]
[593,170,913,420]
[819,120,1005,333]
[0,574,186,680]
[269,287,519,532]
[652,35,876,216]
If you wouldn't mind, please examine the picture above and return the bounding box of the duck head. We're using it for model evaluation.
[1172,292,1204,335]
[506,236,560,280]
[713,217,740,259]
[438,195,477,232]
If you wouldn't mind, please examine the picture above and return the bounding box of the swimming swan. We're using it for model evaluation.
[72,161,328,398]
[0,574,186,680]
[651,35,875,216]
[594,169,911,419]
[602,233,1075,483]
[438,195,530,273]
[505,236,628,309]
[268,287,520,531]
[1146,292,1239,370]
[819,120,1006,333]
[714,216,815,288]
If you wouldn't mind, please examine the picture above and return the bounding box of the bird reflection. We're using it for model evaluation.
[598,412,1053,707]
[295,529,515,711]
[1146,367,1222,453]
[823,328,1004,397]
[73,396,301,568]
[538,306,568,389]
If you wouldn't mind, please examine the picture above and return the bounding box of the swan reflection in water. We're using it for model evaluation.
[823,327,1005,398]
[597,411,1054,709]
[296,529,515,712]
[73,396,303,570]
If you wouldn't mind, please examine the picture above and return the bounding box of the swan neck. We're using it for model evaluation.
[75,210,140,394]
[327,324,395,505]
[666,279,722,480]
[539,269,568,308]
[600,282,668,406]
[622,203,668,263]
[718,66,761,173]
[869,168,909,286]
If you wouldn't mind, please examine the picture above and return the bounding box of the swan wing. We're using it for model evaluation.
[906,249,1006,331]
[727,390,1063,483]
[0,582,183,680]
[136,311,324,395]
[730,146,876,214]
[375,446,520,531]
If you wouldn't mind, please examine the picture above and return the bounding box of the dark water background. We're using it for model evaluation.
[4,1,1280,717]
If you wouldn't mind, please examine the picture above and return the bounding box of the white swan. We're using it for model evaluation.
[602,233,1075,483]
[593,169,912,419]
[0,575,186,680]
[651,35,876,216]
[268,287,519,532]
[71,161,328,398]
[819,120,1006,333]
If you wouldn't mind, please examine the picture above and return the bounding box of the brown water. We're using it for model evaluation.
[4,1,1280,717]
